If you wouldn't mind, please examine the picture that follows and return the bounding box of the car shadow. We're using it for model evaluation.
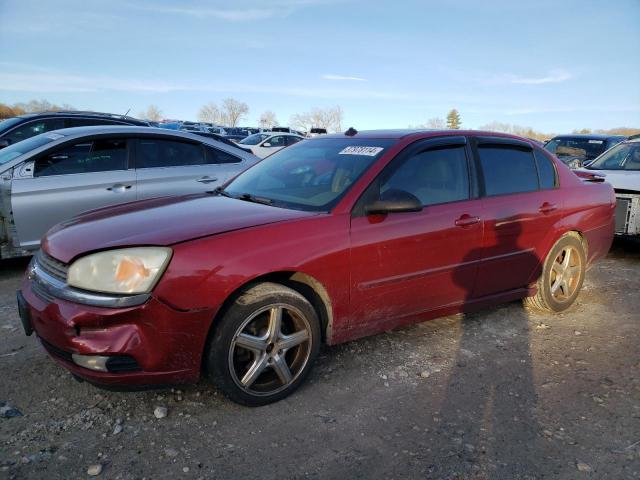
[430,217,548,478]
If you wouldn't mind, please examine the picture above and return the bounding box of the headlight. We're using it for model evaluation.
[67,247,172,294]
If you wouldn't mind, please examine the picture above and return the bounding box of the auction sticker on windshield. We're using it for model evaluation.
[338,146,384,156]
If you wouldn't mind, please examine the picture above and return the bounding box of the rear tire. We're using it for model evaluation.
[205,282,321,406]
[524,234,586,312]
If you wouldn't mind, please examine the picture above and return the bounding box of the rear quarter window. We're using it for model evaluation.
[534,149,558,189]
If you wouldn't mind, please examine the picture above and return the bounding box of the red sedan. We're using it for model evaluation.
[18,130,615,406]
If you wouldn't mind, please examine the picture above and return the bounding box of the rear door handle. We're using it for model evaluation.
[106,184,132,192]
[196,176,218,184]
[455,214,480,227]
[539,202,557,214]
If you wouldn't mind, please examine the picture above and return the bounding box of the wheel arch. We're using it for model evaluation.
[203,270,334,366]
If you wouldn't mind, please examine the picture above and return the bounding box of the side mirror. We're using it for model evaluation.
[365,189,423,215]
[263,142,272,147]
[0,139,9,149]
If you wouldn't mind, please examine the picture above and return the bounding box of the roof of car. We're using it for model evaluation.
[320,129,540,140]
[45,126,251,147]
[12,110,148,124]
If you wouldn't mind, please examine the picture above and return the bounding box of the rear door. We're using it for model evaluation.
[349,137,483,331]
[11,137,135,249]
[135,137,244,200]
[471,137,563,297]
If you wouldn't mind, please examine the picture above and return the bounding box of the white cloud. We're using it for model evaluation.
[322,74,367,82]
[482,69,573,85]
[505,70,573,85]
[0,65,186,94]
[126,0,342,22]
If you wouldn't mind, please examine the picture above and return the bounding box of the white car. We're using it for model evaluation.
[237,132,304,158]
[577,136,640,237]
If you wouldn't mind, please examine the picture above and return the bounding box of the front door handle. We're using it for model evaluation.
[539,202,557,214]
[455,214,480,227]
[106,184,132,192]
[196,176,218,184]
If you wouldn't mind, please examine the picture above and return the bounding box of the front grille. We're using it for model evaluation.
[615,198,631,234]
[36,250,68,282]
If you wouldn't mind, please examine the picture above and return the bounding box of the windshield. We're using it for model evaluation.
[586,142,640,171]
[544,137,608,161]
[225,137,394,211]
[0,117,23,134]
[0,132,61,166]
[239,133,270,145]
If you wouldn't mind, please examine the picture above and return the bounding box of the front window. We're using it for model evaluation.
[545,137,608,161]
[34,138,128,177]
[239,133,269,145]
[0,133,61,166]
[587,142,640,171]
[225,138,394,211]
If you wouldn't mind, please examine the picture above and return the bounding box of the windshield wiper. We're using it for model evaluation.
[237,192,273,205]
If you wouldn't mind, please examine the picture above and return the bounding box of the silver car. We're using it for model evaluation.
[0,126,260,259]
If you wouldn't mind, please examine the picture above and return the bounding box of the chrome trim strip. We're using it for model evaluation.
[29,262,150,308]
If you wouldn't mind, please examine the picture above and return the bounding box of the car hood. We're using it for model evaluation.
[43,194,318,263]
[577,169,640,192]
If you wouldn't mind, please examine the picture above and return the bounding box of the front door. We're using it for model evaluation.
[11,137,135,249]
[349,137,483,334]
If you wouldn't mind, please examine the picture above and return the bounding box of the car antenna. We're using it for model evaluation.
[123,108,131,118]
[345,127,358,136]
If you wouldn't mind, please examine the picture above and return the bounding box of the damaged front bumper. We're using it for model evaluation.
[18,253,216,387]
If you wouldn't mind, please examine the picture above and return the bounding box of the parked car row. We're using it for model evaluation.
[0,126,260,258]
[17,128,616,406]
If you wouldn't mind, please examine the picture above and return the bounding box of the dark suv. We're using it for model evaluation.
[544,134,626,169]
[0,111,149,148]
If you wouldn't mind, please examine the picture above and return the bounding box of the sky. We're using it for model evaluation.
[0,0,639,132]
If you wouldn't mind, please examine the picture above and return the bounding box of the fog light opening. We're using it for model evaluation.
[71,354,110,372]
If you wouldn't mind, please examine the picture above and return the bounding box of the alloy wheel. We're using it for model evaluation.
[228,304,313,396]
[549,245,582,302]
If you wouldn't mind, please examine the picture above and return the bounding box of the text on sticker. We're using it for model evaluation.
[338,146,384,156]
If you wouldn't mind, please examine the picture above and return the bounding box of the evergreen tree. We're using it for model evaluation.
[446,109,461,129]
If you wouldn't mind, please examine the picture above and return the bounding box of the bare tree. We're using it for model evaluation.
[221,98,249,127]
[197,102,221,124]
[140,105,163,121]
[425,117,445,129]
[290,106,344,133]
[259,110,278,129]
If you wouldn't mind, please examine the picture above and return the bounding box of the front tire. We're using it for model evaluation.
[524,234,586,312]
[205,282,321,406]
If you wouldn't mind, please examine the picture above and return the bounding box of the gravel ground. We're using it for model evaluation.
[1,239,639,480]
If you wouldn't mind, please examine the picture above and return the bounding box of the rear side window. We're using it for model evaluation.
[4,119,65,144]
[478,146,538,196]
[34,139,128,177]
[136,139,204,168]
[286,136,302,146]
[380,146,470,206]
[534,150,557,189]
[205,145,241,164]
